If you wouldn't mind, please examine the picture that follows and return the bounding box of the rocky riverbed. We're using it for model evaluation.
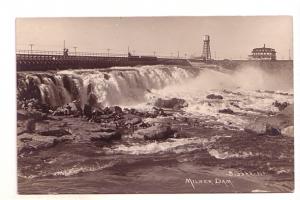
[17,97,294,193]
[17,64,294,193]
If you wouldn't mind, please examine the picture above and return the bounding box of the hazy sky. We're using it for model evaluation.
[16,16,293,59]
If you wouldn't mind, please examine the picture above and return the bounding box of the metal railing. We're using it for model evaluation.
[16,49,129,58]
[16,49,188,60]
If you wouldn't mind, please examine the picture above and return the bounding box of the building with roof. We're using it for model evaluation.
[248,44,276,60]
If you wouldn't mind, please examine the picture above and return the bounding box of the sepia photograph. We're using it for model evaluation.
[15,16,294,194]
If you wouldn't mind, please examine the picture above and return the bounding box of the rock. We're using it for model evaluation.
[139,122,151,128]
[17,109,48,120]
[245,104,293,136]
[136,125,176,140]
[272,101,288,111]
[88,127,116,133]
[244,121,266,135]
[25,119,37,133]
[219,108,234,114]
[125,117,142,126]
[245,122,281,136]
[109,106,123,114]
[37,129,72,137]
[206,94,223,100]
[154,98,188,110]
[281,126,294,137]
[17,110,28,120]
[104,73,110,80]
[265,124,281,136]
[89,131,122,142]
[17,133,72,155]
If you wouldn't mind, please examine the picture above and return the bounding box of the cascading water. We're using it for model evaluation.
[17,62,294,194]
[17,65,200,108]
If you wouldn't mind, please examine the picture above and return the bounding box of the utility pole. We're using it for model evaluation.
[153,51,156,56]
[214,51,217,60]
[184,53,187,59]
[63,40,66,50]
[107,48,111,57]
[29,43,34,54]
[177,51,179,58]
[73,46,77,55]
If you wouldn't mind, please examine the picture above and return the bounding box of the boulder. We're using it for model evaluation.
[154,98,188,110]
[89,131,122,142]
[206,94,223,100]
[219,108,234,114]
[136,125,176,140]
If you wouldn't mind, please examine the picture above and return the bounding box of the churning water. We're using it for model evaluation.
[17,62,294,193]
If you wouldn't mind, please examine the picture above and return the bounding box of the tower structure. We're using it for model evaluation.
[201,35,211,61]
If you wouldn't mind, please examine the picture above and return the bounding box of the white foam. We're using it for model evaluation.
[208,149,256,159]
[105,138,209,155]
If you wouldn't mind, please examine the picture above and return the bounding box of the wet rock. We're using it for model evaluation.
[272,101,288,111]
[17,110,28,120]
[206,94,223,100]
[88,127,116,133]
[83,104,93,118]
[139,122,151,128]
[17,133,72,155]
[53,102,79,116]
[218,108,234,114]
[125,117,142,126]
[108,106,123,114]
[136,125,176,140]
[265,124,281,136]
[281,126,293,137]
[89,131,122,142]
[37,129,72,137]
[18,109,48,120]
[25,119,37,133]
[104,73,110,80]
[245,122,282,136]
[154,98,188,110]
[245,104,293,136]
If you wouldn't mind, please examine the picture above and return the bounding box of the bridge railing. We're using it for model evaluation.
[16,49,188,60]
[16,49,129,58]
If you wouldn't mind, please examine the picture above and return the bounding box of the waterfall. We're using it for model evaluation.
[17,65,200,108]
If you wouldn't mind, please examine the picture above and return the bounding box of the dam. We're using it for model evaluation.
[16,49,191,71]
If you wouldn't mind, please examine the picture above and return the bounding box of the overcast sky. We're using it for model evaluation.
[16,16,293,59]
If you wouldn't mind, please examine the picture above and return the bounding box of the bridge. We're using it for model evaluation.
[16,50,191,71]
